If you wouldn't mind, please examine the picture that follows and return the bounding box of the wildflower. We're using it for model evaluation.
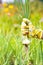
[23,18,31,23]
[4,8,9,13]
[31,29,39,37]
[32,29,42,38]
[36,29,42,39]
[29,23,35,31]
[21,29,29,35]
[21,22,26,28]
[9,4,14,9]
[38,31,42,38]
[3,3,8,7]
[21,21,29,35]
[21,18,32,30]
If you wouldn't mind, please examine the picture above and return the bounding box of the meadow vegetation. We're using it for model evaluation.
[0,0,43,65]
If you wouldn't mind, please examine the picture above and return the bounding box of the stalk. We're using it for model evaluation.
[24,0,30,18]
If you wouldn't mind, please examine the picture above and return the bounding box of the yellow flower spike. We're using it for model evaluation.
[37,31,42,39]
[29,23,35,31]
[34,29,39,35]
[32,29,42,38]
[32,30,36,37]
[32,29,39,36]
[4,8,9,13]
[3,3,8,7]
[9,4,14,9]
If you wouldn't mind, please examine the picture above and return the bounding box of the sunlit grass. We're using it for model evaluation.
[0,12,43,65]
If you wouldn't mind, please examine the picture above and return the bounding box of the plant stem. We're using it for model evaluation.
[24,0,30,18]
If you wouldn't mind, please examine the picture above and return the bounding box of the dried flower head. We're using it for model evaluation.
[23,18,31,25]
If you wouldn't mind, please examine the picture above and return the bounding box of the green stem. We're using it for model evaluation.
[40,41,43,65]
[24,0,30,18]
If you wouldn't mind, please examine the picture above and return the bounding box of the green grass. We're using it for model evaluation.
[0,13,43,65]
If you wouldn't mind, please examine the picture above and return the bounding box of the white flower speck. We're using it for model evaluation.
[22,36,31,44]
[21,22,26,29]
[23,18,31,23]
[22,22,26,26]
